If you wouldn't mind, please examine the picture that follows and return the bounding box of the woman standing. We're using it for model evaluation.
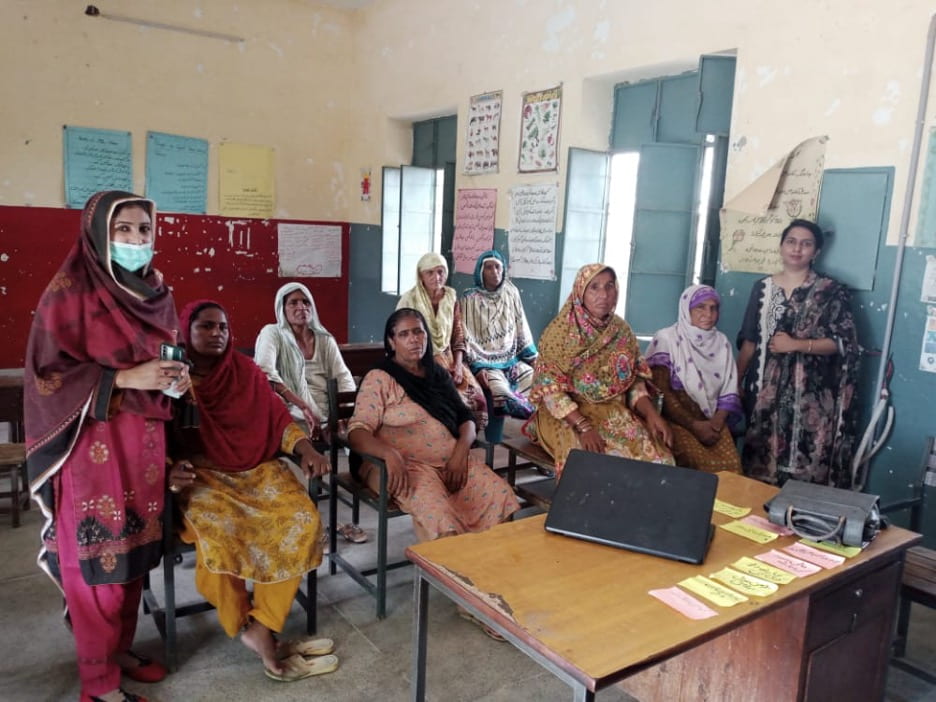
[24,191,190,702]
[646,285,742,473]
[526,264,673,477]
[397,253,487,429]
[737,219,860,487]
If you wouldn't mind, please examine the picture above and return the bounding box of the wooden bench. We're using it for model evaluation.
[500,435,557,511]
[338,342,384,380]
[886,436,936,684]
[0,373,28,527]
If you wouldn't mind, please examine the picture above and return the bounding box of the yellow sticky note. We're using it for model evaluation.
[713,499,751,518]
[800,539,862,558]
[710,567,779,597]
[732,556,797,584]
[719,520,779,544]
[679,575,748,606]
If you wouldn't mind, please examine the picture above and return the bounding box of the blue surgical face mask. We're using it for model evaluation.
[110,241,154,272]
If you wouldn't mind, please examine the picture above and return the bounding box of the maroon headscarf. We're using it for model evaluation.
[25,191,178,497]
[179,300,293,472]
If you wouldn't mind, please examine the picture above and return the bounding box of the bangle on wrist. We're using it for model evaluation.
[807,340,813,354]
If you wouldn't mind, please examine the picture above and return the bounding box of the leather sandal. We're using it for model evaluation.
[337,523,368,543]
[276,636,335,659]
[119,650,167,683]
[264,653,339,681]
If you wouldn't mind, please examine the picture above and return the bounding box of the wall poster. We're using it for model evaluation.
[464,91,502,175]
[518,85,562,173]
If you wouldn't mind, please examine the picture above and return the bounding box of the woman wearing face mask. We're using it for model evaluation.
[24,191,190,702]
[646,285,742,473]
[397,253,487,430]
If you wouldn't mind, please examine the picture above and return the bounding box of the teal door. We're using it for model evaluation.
[624,142,700,336]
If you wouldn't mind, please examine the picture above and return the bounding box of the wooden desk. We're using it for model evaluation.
[406,472,920,701]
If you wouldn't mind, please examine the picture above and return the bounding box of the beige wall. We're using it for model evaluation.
[1,0,356,219]
[4,0,935,240]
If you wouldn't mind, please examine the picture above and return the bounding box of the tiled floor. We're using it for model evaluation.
[1,472,935,701]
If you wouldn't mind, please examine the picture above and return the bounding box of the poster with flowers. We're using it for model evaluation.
[518,86,561,173]
[464,91,503,175]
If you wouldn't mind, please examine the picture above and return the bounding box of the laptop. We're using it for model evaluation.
[544,449,718,564]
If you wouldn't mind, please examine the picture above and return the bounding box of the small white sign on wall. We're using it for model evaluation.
[277,223,342,278]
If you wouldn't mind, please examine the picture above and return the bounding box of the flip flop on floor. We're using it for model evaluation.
[276,636,335,659]
[456,607,506,642]
[264,654,339,682]
[337,523,369,543]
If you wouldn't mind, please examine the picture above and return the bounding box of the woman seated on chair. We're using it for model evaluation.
[254,282,356,438]
[253,282,366,544]
[397,253,488,430]
[166,300,339,683]
[347,307,520,544]
[645,284,743,473]
[526,263,674,477]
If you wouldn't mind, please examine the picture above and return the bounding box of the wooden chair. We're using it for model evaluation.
[499,435,557,511]
[325,377,409,619]
[0,376,29,527]
[325,377,496,618]
[885,435,936,684]
[142,478,320,672]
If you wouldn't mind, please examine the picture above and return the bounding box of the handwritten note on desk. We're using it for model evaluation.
[732,556,797,584]
[755,549,821,577]
[710,567,779,597]
[719,520,778,544]
[649,586,718,620]
[713,499,751,518]
[786,541,849,566]
[679,576,748,606]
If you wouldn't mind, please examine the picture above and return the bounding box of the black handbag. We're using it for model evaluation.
[764,480,882,547]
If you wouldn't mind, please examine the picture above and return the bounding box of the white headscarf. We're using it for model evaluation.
[397,252,457,353]
[646,284,740,420]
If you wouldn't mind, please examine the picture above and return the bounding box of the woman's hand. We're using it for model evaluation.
[443,444,470,493]
[382,446,410,496]
[301,406,322,440]
[767,331,799,354]
[294,439,330,479]
[578,427,606,453]
[168,460,197,494]
[116,358,187,392]
[644,411,674,449]
[691,419,720,446]
[451,363,464,386]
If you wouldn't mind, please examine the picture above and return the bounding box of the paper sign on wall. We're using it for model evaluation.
[719,136,827,273]
[219,143,275,218]
[277,223,341,278]
[508,183,557,280]
[453,189,497,274]
[920,305,936,374]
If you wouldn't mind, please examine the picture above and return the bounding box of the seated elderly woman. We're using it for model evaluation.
[254,282,356,436]
[460,250,538,419]
[397,253,488,430]
[526,264,674,477]
[167,300,338,683]
[347,307,520,542]
[645,285,742,473]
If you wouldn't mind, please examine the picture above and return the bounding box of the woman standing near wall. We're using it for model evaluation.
[736,219,860,487]
[24,191,189,702]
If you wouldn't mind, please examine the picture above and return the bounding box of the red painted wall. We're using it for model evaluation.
[0,205,349,368]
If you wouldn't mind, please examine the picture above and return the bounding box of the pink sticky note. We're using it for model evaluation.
[755,549,821,577]
[649,586,718,620]
[740,514,794,536]
[784,542,846,569]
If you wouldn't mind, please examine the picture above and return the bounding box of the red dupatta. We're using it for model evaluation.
[25,191,178,498]
[179,300,292,471]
